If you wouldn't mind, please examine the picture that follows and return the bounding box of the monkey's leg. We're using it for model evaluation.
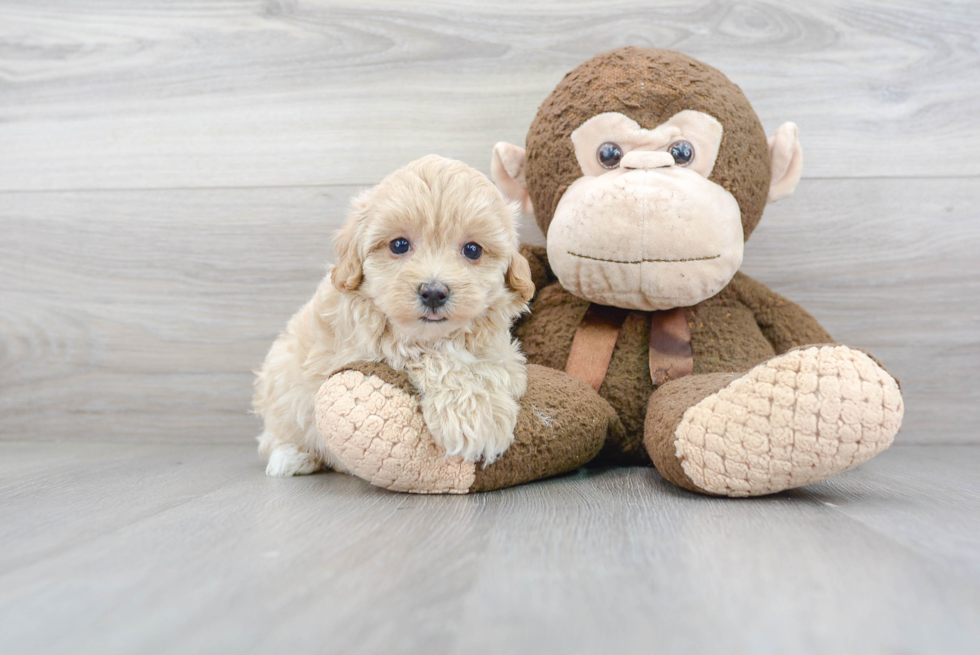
[644,345,904,497]
[315,363,610,494]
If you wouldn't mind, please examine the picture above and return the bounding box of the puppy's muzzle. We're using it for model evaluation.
[419,282,450,310]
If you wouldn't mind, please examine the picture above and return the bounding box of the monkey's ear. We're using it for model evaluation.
[330,197,367,292]
[767,122,804,203]
[491,142,534,215]
[505,251,536,302]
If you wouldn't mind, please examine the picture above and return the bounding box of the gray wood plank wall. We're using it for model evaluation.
[2,0,978,444]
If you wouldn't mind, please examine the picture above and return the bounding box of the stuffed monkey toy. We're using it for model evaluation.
[315,47,904,496]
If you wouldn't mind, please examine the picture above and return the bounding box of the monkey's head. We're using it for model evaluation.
[492,47,803,311]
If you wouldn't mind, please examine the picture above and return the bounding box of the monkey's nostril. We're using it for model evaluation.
[418,282,450,310]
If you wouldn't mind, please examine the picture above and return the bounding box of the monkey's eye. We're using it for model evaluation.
[462,242,483,261]
[389,238,411,255]
[597,142,624,169]
[669,140,695,167]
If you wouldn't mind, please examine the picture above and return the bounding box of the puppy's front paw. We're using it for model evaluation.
[265,444,321,477]
[421,392,518,464]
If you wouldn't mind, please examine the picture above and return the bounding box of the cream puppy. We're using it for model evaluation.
[253,155,535,477]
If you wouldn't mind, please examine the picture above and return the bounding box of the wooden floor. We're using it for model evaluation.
[1,442,978,655]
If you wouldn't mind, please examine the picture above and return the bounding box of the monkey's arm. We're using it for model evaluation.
[518,244,556,298]
[730,272,834,354]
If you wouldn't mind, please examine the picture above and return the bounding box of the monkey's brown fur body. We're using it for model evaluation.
[515,257,834,469]
[315,47,904,496]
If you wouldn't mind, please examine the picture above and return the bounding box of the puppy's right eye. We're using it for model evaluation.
[389,238,411,255]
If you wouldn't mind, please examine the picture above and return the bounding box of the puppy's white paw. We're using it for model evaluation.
[421,393,518,464]
[265,444,321,477]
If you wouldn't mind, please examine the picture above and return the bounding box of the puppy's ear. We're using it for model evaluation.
[505,251,535,302]
[330,195,368,292]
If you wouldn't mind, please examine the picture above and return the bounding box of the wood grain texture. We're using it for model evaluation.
[1,0,977,446]
[1,178,977,444]
[0,187,337,443]
[1,0,979,190]
[1,441,978,655]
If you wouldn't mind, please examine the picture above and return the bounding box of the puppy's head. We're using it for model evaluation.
[331,155,534,342]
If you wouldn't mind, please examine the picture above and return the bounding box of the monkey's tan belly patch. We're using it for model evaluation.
[315,370,476,494]
[674,345,904,497]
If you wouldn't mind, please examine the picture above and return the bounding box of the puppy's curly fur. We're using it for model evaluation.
[253,155,535,477]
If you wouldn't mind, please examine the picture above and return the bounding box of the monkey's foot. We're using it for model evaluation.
[645,345,904,497]
[315,363,608,494]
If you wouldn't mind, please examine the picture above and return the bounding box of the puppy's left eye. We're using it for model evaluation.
[389,238,411,255]
[462,242,483,261]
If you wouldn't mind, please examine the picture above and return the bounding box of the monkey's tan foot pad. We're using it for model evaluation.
[315,362,608,494]
[673,345,904,497]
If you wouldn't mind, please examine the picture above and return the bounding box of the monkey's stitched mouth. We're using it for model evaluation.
[567,251,721,265]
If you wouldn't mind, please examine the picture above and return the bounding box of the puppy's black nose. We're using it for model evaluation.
[419,282,450,310]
